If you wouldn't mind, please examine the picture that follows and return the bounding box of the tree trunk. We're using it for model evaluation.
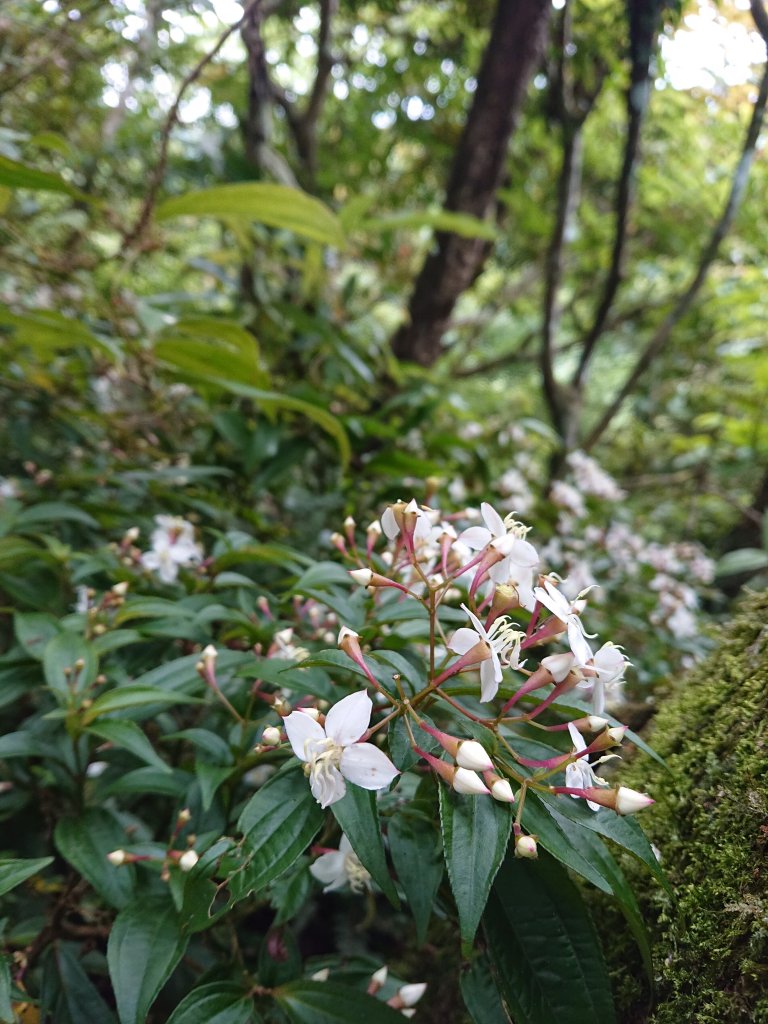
[391,0,551,367]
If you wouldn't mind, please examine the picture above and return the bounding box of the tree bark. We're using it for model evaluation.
[391,0,551,367]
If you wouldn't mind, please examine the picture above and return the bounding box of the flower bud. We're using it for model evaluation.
[107,849,127,866]
[587,715,609,731]
[298,707,320,721]
[177,807,192,824]
[399,983,427,1007]
[488,776,515,803]
[452,768,490,796]
[262,726,281,746]
[349,568,373,586]
[112,581,129,596]
[541,652,576,683]
[179,849,199,872]
[615,787,655,815]
[515,834,538,859]
[371,966,388,988]
[456,740,494,773]
[607,726,627,745]
[311,968,330,982]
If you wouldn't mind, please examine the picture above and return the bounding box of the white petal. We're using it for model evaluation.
[568,721,587,753]
[481,502,506,538]
[284,710,327,762]
[592,678,606,716]
[488,554,511,585]
[310,851,347,889]
[567,621,594,666]
[381,507,399,539]
[509,538,539,568]
[448,627,481,655]
[310,764,347,808]
[324,691,372,747]
[457,526,492,551]
[340,743,399,790]
[414,514,432,542]
[533,583,566,620]
[461,603,487,639]
[480,658,499,703]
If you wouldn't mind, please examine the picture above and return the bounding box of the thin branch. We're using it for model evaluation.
[583,57,768,450]
[572,0,658,391]
[122,0,261,250]
[241,1,299,184]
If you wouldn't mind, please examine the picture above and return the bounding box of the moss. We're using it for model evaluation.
[609,591,768,1023]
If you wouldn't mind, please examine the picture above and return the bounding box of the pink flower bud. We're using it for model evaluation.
[456,740,493,773]
[515,834,538,859]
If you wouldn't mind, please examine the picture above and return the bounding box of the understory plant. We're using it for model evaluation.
[0,487,666,1024]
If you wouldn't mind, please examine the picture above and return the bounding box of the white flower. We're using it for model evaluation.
[589,642,629,715]
[533,579,596,665]
[140,515,202,583]
[565,722,611,812]
[448,605,525,702]
[310,834,371,892]
[284,691,399,808]
[458,503,538,592]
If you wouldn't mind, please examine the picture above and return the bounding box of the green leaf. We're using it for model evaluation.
[361,208,498,241]
[207,379,350,467]
[544,805,654,986]
[196,762,234,811]
[54,944,116,1024]
[82,685,204,723]
[0,155,91,200]
[15,502,98,529]
[14,611,62,658]
[0,731,48,759]
[484,852,616,1024]
[715,547,768,577]
[460,954,511,1024]
[86,720,172,773]
[55,809,136,909]
[166,982,256,1024]
[43,631,97,699]
[0,536,52,571]
[0,307,103,354]
[537,790,670,894]
[331,787,399,907]
[156,316,268,389]
[439,785,513,947]
[103,766,189,798]
[0,857,54,897]
[107,897,189,1024]
[388,808,443,942]
[521,793,612,895]
[156,183,345,248]
[0,955,13,1024]
[233,766,324,901]
[275,981,405,1024]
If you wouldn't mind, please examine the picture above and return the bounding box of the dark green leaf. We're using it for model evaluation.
[87,720,172,773]
[234,766,323,900]
[107,897,189,1024]
[55,944,116,1024]
[0,857,54,897]
[275,981,404,1024]
[460,954,511,1024]
[484,852,616,1024]
[55,810,136,909]
[522,793,612,894]
[82,685,204,722]
[331,786,399,907]
[388,809,443,942]
[166,982,256,1024]
[43,631,97,699]
[0,955,12,1024]
[439,785,512,947]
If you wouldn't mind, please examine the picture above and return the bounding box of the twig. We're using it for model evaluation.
[122,0,261,250]
[572,0,658,391]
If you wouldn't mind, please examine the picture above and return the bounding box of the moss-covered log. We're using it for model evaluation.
[611,591,768,1022]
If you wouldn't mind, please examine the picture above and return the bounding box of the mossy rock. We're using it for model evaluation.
[609,590,768,1023]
